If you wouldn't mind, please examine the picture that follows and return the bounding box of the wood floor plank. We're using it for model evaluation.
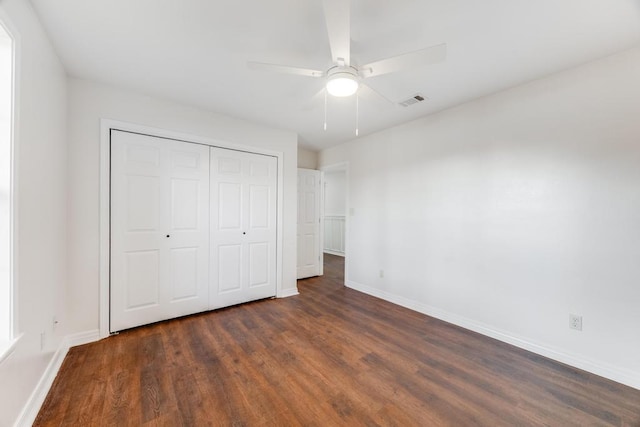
[40,347,90,426]
[35,254,640,426]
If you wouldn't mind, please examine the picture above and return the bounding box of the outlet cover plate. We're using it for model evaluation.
[569,314,583,331]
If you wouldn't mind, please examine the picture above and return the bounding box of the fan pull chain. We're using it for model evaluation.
[355,94,359,136]
[323,89,328,131]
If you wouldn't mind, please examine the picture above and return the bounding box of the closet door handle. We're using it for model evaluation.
[166,234,170,238]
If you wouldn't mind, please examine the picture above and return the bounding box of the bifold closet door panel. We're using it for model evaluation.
[209,147,277,309]
[110,130,210,332]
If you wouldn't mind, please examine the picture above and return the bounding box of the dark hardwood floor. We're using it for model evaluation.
[36,254,640,426]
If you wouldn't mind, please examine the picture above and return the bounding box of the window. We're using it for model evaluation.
[0,20,14,354]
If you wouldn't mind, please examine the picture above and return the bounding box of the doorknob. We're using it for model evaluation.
[166,234,170,238]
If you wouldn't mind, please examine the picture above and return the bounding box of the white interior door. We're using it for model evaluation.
[110,131,210,332]
[297,168,321,279]
[210,147,277,309]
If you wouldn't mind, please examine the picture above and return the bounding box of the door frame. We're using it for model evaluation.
[99,119,286,339]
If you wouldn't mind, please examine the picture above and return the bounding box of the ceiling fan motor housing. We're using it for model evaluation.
[326,66,360,97]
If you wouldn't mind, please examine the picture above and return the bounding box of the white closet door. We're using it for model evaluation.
[210,147,277,309]
[297,168,321,279]
[110,131,210,332]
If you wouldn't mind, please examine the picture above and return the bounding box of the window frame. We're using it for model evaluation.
[0,10,21,363]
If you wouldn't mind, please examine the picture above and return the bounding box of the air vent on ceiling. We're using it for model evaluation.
[399,94,426,107]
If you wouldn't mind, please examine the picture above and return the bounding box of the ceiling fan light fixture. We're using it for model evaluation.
[326,70,359,97]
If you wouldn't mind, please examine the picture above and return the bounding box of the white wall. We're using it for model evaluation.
[297,146,318,169]
[66,78,298,335]
[0,1,68,425]
[324,171,346,216]
[319,47,640,389]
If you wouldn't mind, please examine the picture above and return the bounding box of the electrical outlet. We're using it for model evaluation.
[569,314,582,331]
[379,270,384,278]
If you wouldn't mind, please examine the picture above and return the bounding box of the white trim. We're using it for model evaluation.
[323,250,345,257]
[99,119,286,337]
[319,171,325,276]
[0,7,21,344]
[274,146,285,299]
[278,288,300,298]
[99,122,110,339]
[0,332,22,364]
[13,330,100,427]
[66,329,101,348]
[346,279,640,391]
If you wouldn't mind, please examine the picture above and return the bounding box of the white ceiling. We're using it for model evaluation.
[29,0,640,151]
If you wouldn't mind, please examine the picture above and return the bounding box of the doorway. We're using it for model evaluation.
[321,163,348,283]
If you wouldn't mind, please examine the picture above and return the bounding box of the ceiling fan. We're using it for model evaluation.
[248,0,446,101]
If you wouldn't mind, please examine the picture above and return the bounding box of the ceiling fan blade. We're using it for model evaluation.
[323,0,351,66]
[301,88,327,111]
[358,84,395,106]
[359,43,446,79]
[247,62,324,78]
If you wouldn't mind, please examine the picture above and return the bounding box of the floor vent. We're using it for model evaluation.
[399,94,426,107]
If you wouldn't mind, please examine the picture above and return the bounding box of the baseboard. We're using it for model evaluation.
[323,250,345,257]
[13,329,100,427]
[66,329,101,348]
[278,288,300,298]
[346,280,640,391]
